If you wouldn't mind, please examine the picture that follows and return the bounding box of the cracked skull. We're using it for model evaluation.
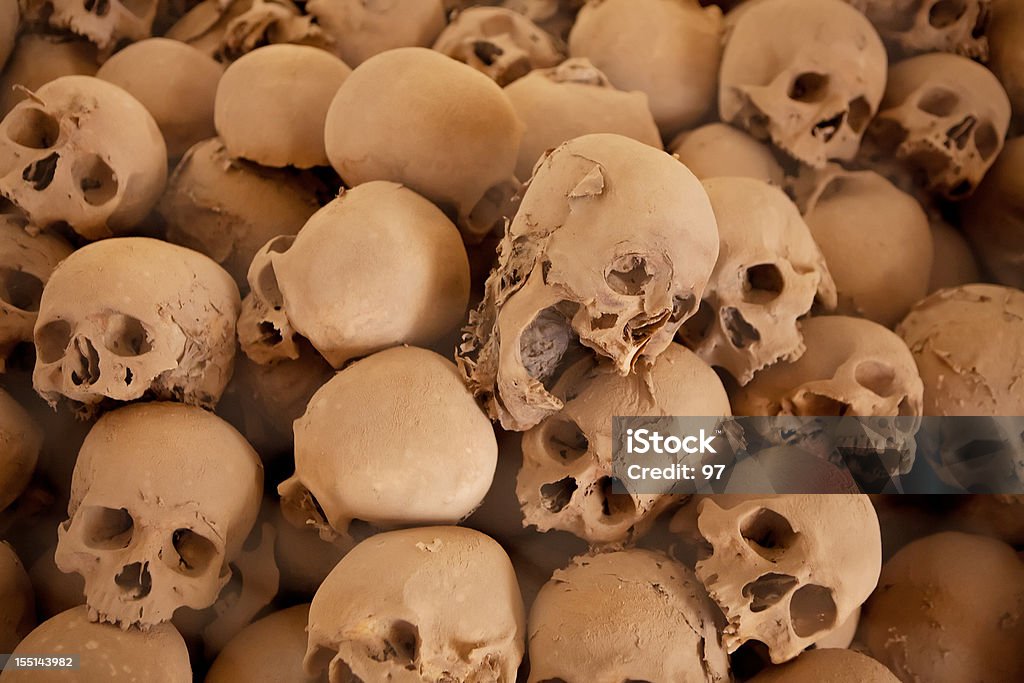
[688,494,882,663]
[0,75,167,240]
[865,52,1010,200]
[678,177,836,386]
[304,526,525,683]
[20,0,159,53]
[33,237,240,411]
[518,343,730,546]
[845,0,990,59]
[719,0,887,168]
[54,403,263,628]
[459,133,720,431]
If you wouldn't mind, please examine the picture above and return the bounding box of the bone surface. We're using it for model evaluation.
[0,388,42,514]
[0,541,34,654]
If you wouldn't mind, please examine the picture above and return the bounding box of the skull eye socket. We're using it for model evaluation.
[974,122,999,161]
[35,319,72,363]
[854,360,898,397]
[929,0,968,28]
[605,255,651,295]
[677,299,715,347]
[385,620,419,664]
[80,506,134,550]
[847,97,872,133]
[540,416,589,462]
[740,507,798,561]
[172,528,218,575]
[5,108,60,149]
[917,88,960,117]
[742,264,784,304]
[103,314,152,357]
[0,268,44,312]
[73,153,119,206]
[788,73,830,103]
[789,584,837,637]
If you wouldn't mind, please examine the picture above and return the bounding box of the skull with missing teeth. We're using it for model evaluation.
[54,403,263,628]
[458,133,719,431]
[21,0,159,53]
[33,237,240,411]
[719,0,887,168]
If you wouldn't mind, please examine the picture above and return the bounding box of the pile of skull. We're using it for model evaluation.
[0,0,1022,681]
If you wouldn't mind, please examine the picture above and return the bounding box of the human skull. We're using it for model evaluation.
[687,494,882,663]
[304,526,525,683]
[4,606,192,682]
[865,52,1010,200]
[527,549,731,682]
[238,181,470,368]
[33,237,240,411]
[207,604,321,683]
[719,0,887,168]
[433,7,564,86]
[279,346,497,546]
[0,387,43,514]
[54,403,263,628]
[307,0,447,67]
[749,648,900,683]
[679,177,836,385]
[0,214,73,369]
[669,123,786,186]
[733,316,924,479]
[0,541,35,652]
[962,136,1024,289]
[19,0,159,53]
[845,0,990,59]
[0,75,167,240]
[458,133,720,431]
[0,34,98,117]
[928,217,980,293]
[503,57,661,181]
[518,343,731,546]
[324,47,522,242]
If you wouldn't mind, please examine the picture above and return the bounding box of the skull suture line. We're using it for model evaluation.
[458,133,720,431]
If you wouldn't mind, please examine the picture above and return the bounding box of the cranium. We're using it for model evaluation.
[459,133,720,431]
[207,604,316,683]
[238,181,470,368]
[0,541,34,652]
[518,343,731,545]
[279,346,497,546]
[0,75,167,240]
[20,0,159,53]
[928,218,981,293]
[733,315,925,480]
[433,6,564,86]
[678,177,836,385]
[304,526,525,683]
[719,0,887,168]
[0,34,98,117]
[0,214,73,370]
[669,123,786,186]
[0,387,43,514]
[845,0,990,59]
[54,403,263,628]
[324,47,522,242]
[865,52,1010,200]
[748,648,900,682]
[33,237,240,411]
[680,494,882,663]
[306,0,447,67]
[963,136,1024,289]
[527,549,731,682]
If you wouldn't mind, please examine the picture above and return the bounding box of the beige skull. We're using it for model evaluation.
[670,123,785,186]
[719,0,887,168]
[749,648,900,683]
[687,494,882,663]
[679,177,836,385]
[928,218,981,294]
[307,0,447,67]
[845,0,990,59]
[207,604,321,683]
[866,52,1010,200]
[54,403,263,628]
[33,237,240,411]
[459,133,720,431]
[0,387,43,514]
[279,347,497,546]
[518,343,730,546]
[20,0,158,53]
[0,541,35,653]
[732,315,924,478]
[527,549,731,683]
[304,526,525,683]
[433,7,564,86]
[238,181,470,368]
[0,214,73,369]
[0,34,98,117]
[0,75,167,240]
[962,136,1024,289]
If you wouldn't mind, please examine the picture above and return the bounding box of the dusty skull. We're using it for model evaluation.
[527,549,731,682]
[685,494,882,663]
[304,526,525,682]
[0,214,73,369]
[433,7,564,86]
[239,181,470,368]
[0,75,167,240]
[733,316,924,479]
[307,0,447,67]
[865,52,1010,200]
[669,123,786,186]
[0,387,43,514]
[207,604,318,683]
[0,34,98,117]
[518,343,730,545]
[719,0,887,168]
[845,0,990,59]
[459,133,720,431]
[679,177,836,385]
[33,237,240,411]
[54,403,263,628]
[20,0,158,53]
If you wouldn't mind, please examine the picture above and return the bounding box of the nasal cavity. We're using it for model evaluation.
[114,562,153,600]
[69,336,101,386]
